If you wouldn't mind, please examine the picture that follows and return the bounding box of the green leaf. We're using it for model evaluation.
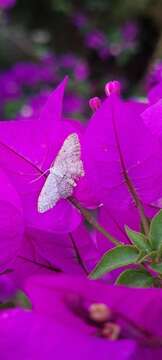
[149,210,162,250]
[150,263,162,274]
[116,269,154,287]
[89,245,139,279]
[125,226,151,252]
[14,291,31,309]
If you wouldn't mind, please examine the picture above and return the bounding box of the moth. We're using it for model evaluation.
[38,132,84,213]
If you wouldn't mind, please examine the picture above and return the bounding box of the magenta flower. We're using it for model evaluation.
[24,274,162,358]
[0,78,99,282]
[0,0,16,9]
[0,78,83,233]
[1,274,162,359]
[82,93,162,233]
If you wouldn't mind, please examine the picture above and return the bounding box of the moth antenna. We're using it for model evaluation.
[30,168,50,184]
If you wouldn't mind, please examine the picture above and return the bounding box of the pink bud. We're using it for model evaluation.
[89,97,101,112]
[105,80,121,97]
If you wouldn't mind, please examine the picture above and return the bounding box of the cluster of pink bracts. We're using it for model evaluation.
[0,77,162,358]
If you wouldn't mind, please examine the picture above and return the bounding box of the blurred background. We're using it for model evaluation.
[0,0,162,120]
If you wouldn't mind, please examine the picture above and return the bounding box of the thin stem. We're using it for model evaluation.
[139,262,162,287]
[69,197,122,246]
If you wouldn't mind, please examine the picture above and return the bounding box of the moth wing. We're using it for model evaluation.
[38,173,60,213]
[54,133,84,179]
[57,176,74,199]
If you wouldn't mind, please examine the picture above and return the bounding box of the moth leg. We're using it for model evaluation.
[30,168,50,184]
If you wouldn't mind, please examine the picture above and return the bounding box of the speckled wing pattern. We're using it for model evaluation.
[38,133,84,213]
[38,174,60,213]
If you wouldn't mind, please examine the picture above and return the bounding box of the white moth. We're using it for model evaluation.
[38,132,84,213]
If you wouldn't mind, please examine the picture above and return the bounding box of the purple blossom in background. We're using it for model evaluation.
[12,62,46,87]
[85,30,107,50]
[121,21,138,43]
[63,93,84,116]
[74,61,89,81]
[0,0,16,9]
[72,12,88,29]
[71,10,139,62]
[84,30,111,60]
[0,73,21,103]
[98,47,110,60]
[11,57,57,88]
[16,90,50,121]
[0,54,90,120]
[60,54,79,68]
[59,54,89,82]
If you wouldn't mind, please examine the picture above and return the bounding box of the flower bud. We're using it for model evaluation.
[89,97,101,112]
[105,80,121,97]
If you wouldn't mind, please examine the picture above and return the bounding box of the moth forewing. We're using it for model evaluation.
[37,173,60,213]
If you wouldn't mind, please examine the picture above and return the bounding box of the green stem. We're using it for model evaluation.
[69,196,122,246]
